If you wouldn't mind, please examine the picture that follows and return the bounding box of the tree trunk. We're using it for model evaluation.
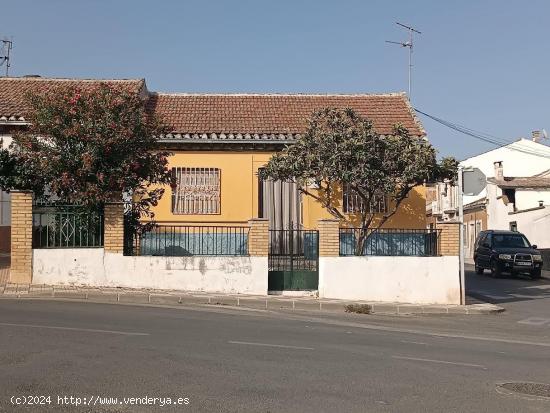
[355,227,367,256]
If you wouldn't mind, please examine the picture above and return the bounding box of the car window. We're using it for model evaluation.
[492,234,530,248]
[485,233,492,247]
[475,233,485,249]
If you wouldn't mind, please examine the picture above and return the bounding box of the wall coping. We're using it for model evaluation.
[9,190,33,194]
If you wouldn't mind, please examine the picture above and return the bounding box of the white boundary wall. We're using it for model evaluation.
[33,249,268,295]
[319,256,460,305]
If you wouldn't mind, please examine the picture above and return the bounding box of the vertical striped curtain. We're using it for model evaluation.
[261,180,302,230]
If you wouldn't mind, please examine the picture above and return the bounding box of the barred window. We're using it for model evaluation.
[172,167,221,214]
[342,184,388,214]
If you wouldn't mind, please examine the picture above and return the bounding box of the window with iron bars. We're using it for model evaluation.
[172,167,221,214]
[342,184,388,214]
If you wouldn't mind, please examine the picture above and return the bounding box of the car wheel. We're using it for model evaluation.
[490,260,501,278]
[531,269,542,280]
[475,264,484,275]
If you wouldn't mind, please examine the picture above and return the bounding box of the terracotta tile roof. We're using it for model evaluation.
[147,93,424,136]
[464,198,486,211]
[488,177,550,189]
[0,77,425,138]
[0,77,145,121]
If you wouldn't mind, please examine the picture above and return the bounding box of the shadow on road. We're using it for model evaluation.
[466,264,550,305]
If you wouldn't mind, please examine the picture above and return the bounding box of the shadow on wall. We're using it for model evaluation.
[343,187,427,229]
[0,227,10,254]
[540,248,550,271]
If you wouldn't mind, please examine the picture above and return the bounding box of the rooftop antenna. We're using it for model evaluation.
[386,22,421,101]
[0,38,13,77]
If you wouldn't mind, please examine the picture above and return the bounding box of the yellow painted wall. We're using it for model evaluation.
[302,185,426,230]
[151,150,426,229]
[153,151,272,224]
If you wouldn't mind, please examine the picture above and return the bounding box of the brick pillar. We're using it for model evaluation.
[437,222,460,256]
[104,202,124,254]
[10,191,33,284]
[248,218,269,256]
[318,219,340,257]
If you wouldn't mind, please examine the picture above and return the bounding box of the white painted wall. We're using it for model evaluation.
[461,139,550,206]
[33,249,460,304]
[509,207,550,248]
[0,134,12,149]
[319,256,460,305]
[515,190,550,210]
[432,140,550,221]
[33,249,268,295]
[486,183,550,248]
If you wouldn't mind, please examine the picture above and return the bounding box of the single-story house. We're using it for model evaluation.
[1,76,464,304]
[0,76,428,235]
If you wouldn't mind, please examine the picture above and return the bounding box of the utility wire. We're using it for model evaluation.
[414,108,550,160]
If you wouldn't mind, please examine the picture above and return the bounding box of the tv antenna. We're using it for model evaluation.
[0,38,13,77]
[386,22,421,101]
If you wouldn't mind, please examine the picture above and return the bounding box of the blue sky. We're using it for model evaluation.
[2,0,549,160]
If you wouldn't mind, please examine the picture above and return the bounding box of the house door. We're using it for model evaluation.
[268,228,319,291]
[259,178,318,291]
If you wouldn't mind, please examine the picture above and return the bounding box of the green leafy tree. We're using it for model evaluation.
[0,143,45,194]
[0,84,173,230]
[259,108,457,254]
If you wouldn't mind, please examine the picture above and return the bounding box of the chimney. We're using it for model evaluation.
[494,161,504,181]
[532,130,542,142]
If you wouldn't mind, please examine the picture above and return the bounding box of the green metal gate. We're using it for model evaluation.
[268,229,319,291]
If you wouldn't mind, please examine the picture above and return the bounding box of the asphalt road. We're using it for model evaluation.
[1,296,550,413]
[466,263,550,323]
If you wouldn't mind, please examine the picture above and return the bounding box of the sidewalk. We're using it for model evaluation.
[0,283,504,315]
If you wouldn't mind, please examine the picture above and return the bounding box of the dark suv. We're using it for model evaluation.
[474,230,543,279]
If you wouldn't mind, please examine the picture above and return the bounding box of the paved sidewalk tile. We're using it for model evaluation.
[293,300,322,312]
[447,306,469,315]
[181,295,213,305]
[319,301,347,312]
[148,294,182,306]
[371,303,399,314]
[238,297,270,310]
[118,293,149,304]
[421,305,450,314]
[85,292,120,302]
[397,304,423,314]
[53,291,88,299]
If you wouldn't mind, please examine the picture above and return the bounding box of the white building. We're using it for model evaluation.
[427,137,550,257]
[486,163,550,248]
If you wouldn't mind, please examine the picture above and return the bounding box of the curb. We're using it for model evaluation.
[0,288,505,316]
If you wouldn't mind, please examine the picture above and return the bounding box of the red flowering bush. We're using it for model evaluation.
[4,84,172,225]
